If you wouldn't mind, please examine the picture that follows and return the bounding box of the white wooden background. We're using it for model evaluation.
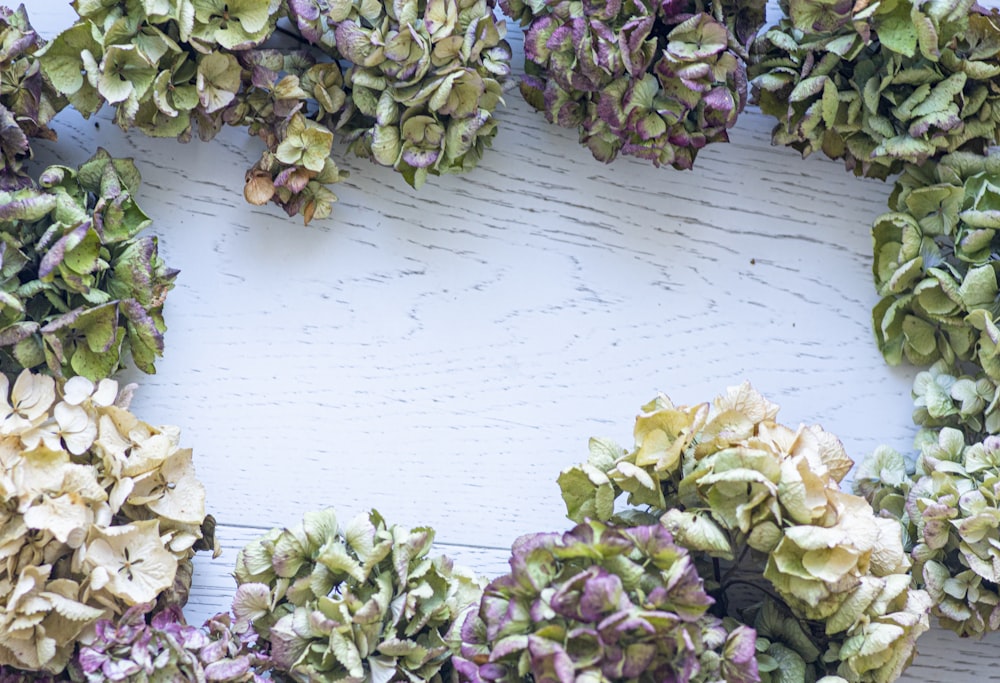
[23,1,1000,679]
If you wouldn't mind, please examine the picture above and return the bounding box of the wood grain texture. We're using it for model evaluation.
[23,2,1000,680]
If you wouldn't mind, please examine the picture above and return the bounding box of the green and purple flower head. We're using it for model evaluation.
[455,519,759,683]
[0,4,65,190]
[558,383,932,682]
[74,603,267,682]
[0,150,175,380]
[752,0,1000,178]
[505,0,764,169]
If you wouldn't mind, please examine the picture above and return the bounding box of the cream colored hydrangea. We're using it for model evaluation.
[0,370,215,674]
[559,382,931,683]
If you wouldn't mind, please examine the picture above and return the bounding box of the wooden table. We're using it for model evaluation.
[25,3,1000,680]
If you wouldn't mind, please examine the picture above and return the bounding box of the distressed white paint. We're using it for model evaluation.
[22,2,1000,680]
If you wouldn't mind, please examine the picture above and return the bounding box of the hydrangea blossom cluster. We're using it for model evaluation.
[857,429,1000,638]
[501,0,764,169]
[558,383,931,683]
[72,603,267,682]
[0,150,176,381]
[0,5,64,191]
[909,360,1000,444]
[231,508,483,682]
[286,0,512,190]
[0,371,215,674]
[871,152,1000,377]
[454,519,759,683]
[752,0,1000,179]
[38,0,511,222]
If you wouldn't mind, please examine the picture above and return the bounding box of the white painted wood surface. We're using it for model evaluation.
[22,2,1000,680]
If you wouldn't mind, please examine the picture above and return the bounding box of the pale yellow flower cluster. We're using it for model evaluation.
[0,371,213,674]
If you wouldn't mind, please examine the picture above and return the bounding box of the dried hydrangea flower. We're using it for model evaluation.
[871,151,1000,376]
[71,602,268,682]
[0,371,216,674]
[558,383,931,683]
[36,0,335,221]
[39,0,511,222]
[501,0,764,169]
[857,428,1000,637]
[232,508,483,682]
[0,149,175,380]
[752,0,1000,179]
[289,0,512,189]
[454,519,759,683]
[0,5,65,191]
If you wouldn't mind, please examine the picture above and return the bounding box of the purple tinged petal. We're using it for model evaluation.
[0,192,56,221]
[621,642,657,678]
[703,87,736,120]
[524,17,558,64]
[479,663,507,679]
[545,23,575,53]
[453,656,487,683]
[659,0,687,17]
[251,65,277,88]
[204,658,252,681]
[38,222,90,279]
[402,146,440,168]
[150,605,183,630]
[619,16,655,75]
[288,0,324,43]
[581,0,622,21]
[721,625,759,683]
[596,91,626,129]
[490,635,529,659]
[77,647,109,674]
[527,637,575,683]
[597,610,655,638]
[274,166,311,193]
[335,22,375,65]
[120,299,165,353]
